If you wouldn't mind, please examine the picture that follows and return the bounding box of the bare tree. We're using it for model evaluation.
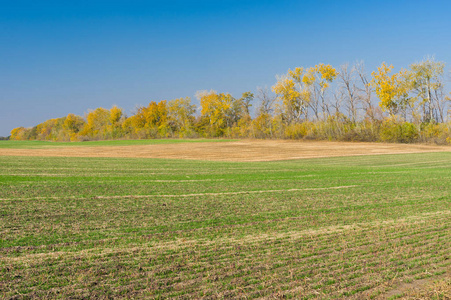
[331,88,343,116]
[256,86,276,117]
[254,86,277,138]
[336,63,359,122]
[305,64,337,120]
[355,61,375,121]
[433,83,446,123]
[408,57,445,122]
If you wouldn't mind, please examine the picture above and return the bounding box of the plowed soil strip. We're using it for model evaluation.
[1,140,450,161]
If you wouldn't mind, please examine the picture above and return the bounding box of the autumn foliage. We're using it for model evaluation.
[10,58,451,144]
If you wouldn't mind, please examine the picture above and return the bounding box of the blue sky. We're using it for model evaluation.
[1,0,451,136]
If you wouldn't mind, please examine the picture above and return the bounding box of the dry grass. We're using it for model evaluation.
[1,139,450,161]
[384,270,451,299]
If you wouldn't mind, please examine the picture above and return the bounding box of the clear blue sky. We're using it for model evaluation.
[1,0,451,136]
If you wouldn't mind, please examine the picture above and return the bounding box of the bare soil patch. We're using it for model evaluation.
[1,140,450,161]
[382,269,450,299]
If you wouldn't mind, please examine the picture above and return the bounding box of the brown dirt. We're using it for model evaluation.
[381,269,450,299]
[1,140,450,161]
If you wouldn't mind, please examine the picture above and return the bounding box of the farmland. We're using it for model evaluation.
[0,140,450,299]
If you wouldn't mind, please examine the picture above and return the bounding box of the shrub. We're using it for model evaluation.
[419,122,451,144]
[380,117,418,143]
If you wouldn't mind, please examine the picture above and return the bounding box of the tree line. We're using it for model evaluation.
[10,58,451,144]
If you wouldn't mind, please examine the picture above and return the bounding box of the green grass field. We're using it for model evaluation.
[0,139,236,149]
[0,152,450,298]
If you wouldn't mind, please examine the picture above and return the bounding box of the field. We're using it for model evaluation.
[0,139,448,161]
[0,140,450,299]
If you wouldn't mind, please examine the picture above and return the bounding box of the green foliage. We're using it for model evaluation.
[380,117,419,143]
[0,139,236,149]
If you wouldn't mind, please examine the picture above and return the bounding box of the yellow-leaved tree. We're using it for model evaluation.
[80,107,112,140]
[370,62,410,117]
[123,101,168,138]
[108,106,125,139]
[10,127,27,140]
[272,67,311,124]
[63,114,85,141]
[167,97,196,137]
[305,63,337,119]
[197,90,235,136]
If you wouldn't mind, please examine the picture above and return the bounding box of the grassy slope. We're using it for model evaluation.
[0,153,450,298]
[0,139,236,149]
